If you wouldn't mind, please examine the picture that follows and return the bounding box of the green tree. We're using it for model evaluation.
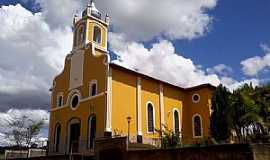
[156,124,181,149]
[231,83,262,143]
[5,115,45,148]
[210,84,232,142]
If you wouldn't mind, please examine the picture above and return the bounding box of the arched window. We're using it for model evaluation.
[147,103,154,133]
[77,26,85,45]
[54,124,61,152]
[57,94,63,107]
[89,80,97,96]
[193,114,203,137]
[88,115,96,149]
[173,110,180,134]
[93,26,101,44]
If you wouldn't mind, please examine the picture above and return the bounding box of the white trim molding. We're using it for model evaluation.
[192,94,201,103]
[159,84,164,132]
[105,67,112,132]
[172,108,181,134]
[146,101,155,134]
[56,92,64,107]
[67,89,81,111]
[137,77,142,136]
[192,113,203,138]
[89,80,98,97]
[50,92,105,112]
[66,118,81,152]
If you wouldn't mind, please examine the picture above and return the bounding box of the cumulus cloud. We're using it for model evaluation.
[221,77,260,92]
[34,0,82,29]
[97,0,217,41]
[0,4,72,95]
[109,32,221,87]
[0,109,49,146]
[109,32,261,91]
[207,64,233,76]
[241,44,270,76]
[31,0,217,41]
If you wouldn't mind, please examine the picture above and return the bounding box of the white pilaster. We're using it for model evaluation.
[159,84,165,131]
[137,77,142,135]
[105,67,112,132]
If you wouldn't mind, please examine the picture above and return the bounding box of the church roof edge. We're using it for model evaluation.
[109,63,216,91]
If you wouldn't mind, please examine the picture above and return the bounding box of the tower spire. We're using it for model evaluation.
[82,0,101,19]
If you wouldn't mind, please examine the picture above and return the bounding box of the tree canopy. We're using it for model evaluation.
[210,83,270,143]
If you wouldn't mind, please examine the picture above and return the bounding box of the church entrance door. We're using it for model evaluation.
[69,122,80,153]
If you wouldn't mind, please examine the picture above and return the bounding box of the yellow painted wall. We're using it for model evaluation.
[163,85,185,133]
[87,19,108,50]
[111,69,137,141]
[110,66,214,145]
[49,46,108,151]
[140,78,160,140]
[182,88,213,144]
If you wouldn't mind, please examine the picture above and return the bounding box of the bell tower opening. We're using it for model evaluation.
[72,0,110,51]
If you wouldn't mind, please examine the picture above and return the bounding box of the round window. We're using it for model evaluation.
[71,95,79,109]
[192,94,200,103]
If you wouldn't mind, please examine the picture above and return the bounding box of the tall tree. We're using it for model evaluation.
[5,115,44,148]
[210,84,232,142]
[231,83,262,142]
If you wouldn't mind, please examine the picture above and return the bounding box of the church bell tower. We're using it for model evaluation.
[69,0,110,91]
[72,0,110,52]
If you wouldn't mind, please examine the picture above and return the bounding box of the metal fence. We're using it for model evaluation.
[4,149,46,160]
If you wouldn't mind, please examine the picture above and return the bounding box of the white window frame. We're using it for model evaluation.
[192,113,203,138]
[56,93,64,107]
[172,108,181,134]
[54,123,61,146]
[88,115,96,149]
[89,80,98,97]
[93,25,102,44]
[77,25,85,45]
[192,93,201,103]
[146,101,155,134]
[68,89,81,110]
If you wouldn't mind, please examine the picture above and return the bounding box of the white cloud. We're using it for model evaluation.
[221,77,260,92]
[109,32,261,91]
[32,0,217,41]
[241,44,270,76]
[0,109,49,146]
[109,32,220,88]
[207,64,232,76]
[0,4,72,94]
[35,0,82,29]
[97,0,217,41]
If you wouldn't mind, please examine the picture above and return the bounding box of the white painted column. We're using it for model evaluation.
[137,77,142,136]
[159,84,165,131]
[105,67,112,133]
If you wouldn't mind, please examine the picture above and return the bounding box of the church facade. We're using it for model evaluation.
[48,1,215,155]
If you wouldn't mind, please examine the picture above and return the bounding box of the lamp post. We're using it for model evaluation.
[126,116,132,145]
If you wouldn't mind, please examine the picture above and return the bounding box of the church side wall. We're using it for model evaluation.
[182,88,213,144]
[111,68,137,141]
[163,85,185,136]
[110,66,214,146]
[140,77,161,144]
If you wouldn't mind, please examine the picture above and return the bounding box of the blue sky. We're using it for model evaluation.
[174,0,270,80]
[1,0,269,82]
[0,0,269,144]
[153,0,270,82]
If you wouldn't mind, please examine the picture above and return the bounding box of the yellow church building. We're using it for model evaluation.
[48,1,215,155]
